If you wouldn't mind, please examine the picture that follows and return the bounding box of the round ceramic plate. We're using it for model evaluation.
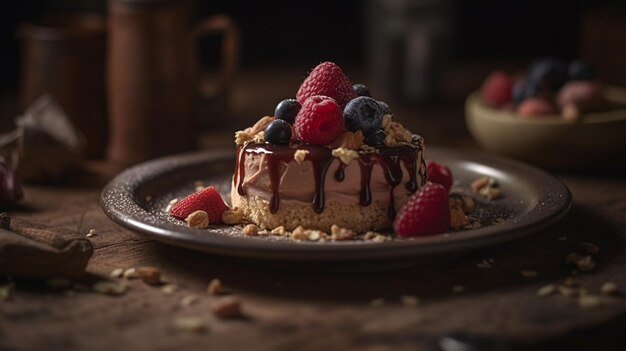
[101,147,571,264]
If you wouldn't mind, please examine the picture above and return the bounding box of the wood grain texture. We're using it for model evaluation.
[1,159,625,351]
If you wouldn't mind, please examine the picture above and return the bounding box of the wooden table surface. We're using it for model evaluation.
[2,66,626,351]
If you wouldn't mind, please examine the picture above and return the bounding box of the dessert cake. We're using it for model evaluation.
[230,62,427,232]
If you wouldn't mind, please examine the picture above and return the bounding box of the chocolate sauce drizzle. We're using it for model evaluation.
[235,140,425,220]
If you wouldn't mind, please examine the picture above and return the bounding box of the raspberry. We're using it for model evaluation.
[481,70,512,107]
[296,62,356,107]
[426,160,453,192]
[170,186,229,224]
[294,95,344,145]
[393,182,450,237]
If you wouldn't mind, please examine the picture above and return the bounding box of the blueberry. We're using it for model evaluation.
[513,79,544,101]
[343,96,384,136]
[568,59,595,81]
[264,119,292,145]
[378,100,392,115]
[528,57,566,90]
[274,99,301,124]
[352,83,371,97]
[364,130,386,148]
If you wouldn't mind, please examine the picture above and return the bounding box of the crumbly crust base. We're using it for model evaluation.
[231,191,396,233]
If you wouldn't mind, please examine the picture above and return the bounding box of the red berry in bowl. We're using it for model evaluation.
[393,181,450,237]
[294,95,344,145]
[426,160,453,192]
[481,70,513,107]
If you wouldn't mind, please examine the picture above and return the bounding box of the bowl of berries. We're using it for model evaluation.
[465,58,626,170]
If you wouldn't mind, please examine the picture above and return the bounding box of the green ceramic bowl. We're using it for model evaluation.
[465,86,626,170]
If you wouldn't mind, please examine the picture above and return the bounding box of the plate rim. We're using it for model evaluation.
[100,147,572,261]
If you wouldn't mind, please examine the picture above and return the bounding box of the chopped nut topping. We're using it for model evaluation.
[471,177,502,200]
[136,266,161,285]
[290,226,307,240]
[331,130,364,150]
[222,207,244,225]
[186,210,209,229]
[252,131,265,144]
[601,282,619,295]
[330,224,355,241]
[480,186,501,200]
[86,229,97,238]
[246,116,274,135]
[306,229,323,241]
[235,130,253,145]
[449,206,467,229]
[172,317,207,333]
[520,270,538,278]
[461,196,476,214]
[293,149,309,164]
[332,147,359,165]
[271,226,286,236]
[537,284,556,297]
[381,115,392,129]
[207,279,224,295]
[471,177,490,192]
[363,231,389,242]
[383,120,413,145]
[212,296,242,319]
[242,224,258,236]
[93,281,129,296]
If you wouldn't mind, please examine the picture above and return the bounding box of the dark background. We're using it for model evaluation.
[1,0,624,91]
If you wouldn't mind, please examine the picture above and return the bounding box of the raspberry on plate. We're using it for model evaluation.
[426,160,453,192]
[170,186,229,224]
[393,182,450,237]
[294,95,344,145]
[296,62,356,107]
[481,70,513,107]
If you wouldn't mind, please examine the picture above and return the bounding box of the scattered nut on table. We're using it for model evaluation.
[212,296,242,319]
[136,266,161,285]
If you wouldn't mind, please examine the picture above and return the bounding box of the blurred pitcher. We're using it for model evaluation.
[107,0,239,165]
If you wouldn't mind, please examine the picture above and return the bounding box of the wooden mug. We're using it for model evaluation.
[107,0,239,165]
[18,14,107,158]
